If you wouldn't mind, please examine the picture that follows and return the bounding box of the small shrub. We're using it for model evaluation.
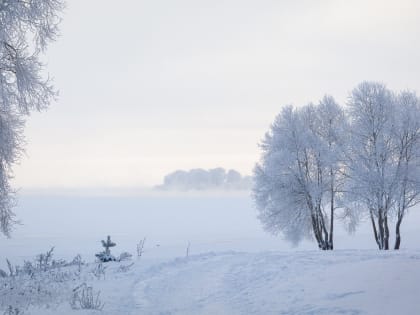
[1,249,83,311]
[35,247,55,271]
[70,283,104,311]
[95,236,117,262]
[69,254,84,266]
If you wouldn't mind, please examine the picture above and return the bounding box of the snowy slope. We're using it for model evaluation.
[133,251,420,315]
[13,250,420,315]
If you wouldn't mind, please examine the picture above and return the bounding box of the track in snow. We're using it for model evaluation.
[133,250,420,315]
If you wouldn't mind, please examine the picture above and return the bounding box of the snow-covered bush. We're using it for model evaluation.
[35,247,55,272]
[95,236,117,262]
[4,248,83,278]
[0,250,84,311]
[1,268,70,310]
[70,283,104,311]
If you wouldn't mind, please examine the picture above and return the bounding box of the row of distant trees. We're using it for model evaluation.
[158,168,252,191]
[253,82,420,250]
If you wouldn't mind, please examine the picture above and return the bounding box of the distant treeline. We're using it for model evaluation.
[156,168,252,191]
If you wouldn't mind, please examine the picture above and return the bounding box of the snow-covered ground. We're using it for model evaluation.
[133,250,420,315]
[4,250,420,315]
[2,191,420,314]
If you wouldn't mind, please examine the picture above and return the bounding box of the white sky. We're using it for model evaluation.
[12,0,420,189]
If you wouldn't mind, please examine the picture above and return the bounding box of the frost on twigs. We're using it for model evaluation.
[70,283,104,311]
[0,0,65,237]
[35,247,55,271]
[0,249,85,311]
[253,81,420,250]
[136,237,146,259]
[95,235,117,262]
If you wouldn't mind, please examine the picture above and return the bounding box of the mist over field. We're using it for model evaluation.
[4,190,420,267]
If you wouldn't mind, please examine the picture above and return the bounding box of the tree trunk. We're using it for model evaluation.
[321,219,329,250]
[394,216,402,250]
[325,168,335,250]
[329,188,334,250]
[370,211,381,249]
[318,206,331,250]
[311,208,333,251]
[377,209,389,250]
[383,215,389,250]
[310,214,322,248]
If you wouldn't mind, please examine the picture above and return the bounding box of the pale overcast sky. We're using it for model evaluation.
[13,0,420,189]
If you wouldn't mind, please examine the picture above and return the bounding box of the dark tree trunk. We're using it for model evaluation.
[383,215,389,250]
[319,206,332,251]
[312,218,331,250]
[329,190,334,250]
[378,211,384,250]
[311,214,322,248]
[370,211,381,249]
[311,205,333,251]
[394,216,402,250]
[321,219,329,250]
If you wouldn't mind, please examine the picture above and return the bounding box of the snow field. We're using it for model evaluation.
[133,250,420,315]
[9,250,420,315]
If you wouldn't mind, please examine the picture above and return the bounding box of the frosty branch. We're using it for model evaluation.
[0,0,64,236]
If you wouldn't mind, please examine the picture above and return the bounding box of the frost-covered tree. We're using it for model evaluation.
[390,91,420,249]
[254,82,419,250]
[253,97,345,250]
[0,0,64,236]
[312,96,347,249]
[346,82,394,250]
[346,82,420,250]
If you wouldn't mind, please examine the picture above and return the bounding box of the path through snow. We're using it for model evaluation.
[19,250,420,315]
[132,250,420,315]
